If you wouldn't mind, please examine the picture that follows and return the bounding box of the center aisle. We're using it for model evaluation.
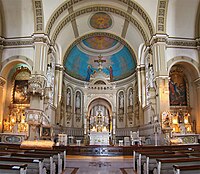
[64,155,134,174]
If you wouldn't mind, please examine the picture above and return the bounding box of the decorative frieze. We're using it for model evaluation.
[156,0,168,33]
[33,0,44,32]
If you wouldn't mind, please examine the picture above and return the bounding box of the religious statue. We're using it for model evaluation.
[119,93,124,108]
[129,90,133,106]
[66,90,71,106]
[76,92,81,108]
[46,63,52,87]
[149,64,154,88]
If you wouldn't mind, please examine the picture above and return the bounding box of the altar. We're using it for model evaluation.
[89,131,110,145]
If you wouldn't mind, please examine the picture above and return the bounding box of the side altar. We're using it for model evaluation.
[89,131,110,145]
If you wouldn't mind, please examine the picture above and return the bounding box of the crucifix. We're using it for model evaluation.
[94,54,106,71]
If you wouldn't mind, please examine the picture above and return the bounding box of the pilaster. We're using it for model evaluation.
[0,77,6,132]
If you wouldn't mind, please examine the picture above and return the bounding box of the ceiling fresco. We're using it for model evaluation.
[64,36,136,82]
[90,12,112,29]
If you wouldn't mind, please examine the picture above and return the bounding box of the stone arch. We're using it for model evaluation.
[63,32,137,67]
[168,60,200,133]
[167,56,200,78]
[1,56,33,79]
[46,0,154,37]
[51,5,150,44]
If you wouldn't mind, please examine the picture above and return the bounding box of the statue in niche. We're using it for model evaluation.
[129,89,133,106]
[119,92,124,108]
[66,89,71,106]
[75,92,81,109]
[149,64,154,88]
[46,63,52,87]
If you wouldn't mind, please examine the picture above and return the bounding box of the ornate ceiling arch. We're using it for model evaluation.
[51,5,149,44]
[63,32,137,62]
[45,0,154,37]
[63,32,137,82]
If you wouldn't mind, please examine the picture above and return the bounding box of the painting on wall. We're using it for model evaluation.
[90,12,112,29]
[13,80,30,104]
[64,36,136,82]
[169,67,187,106]
[40,126,52,139]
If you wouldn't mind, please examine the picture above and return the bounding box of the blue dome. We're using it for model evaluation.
[64,36,136,82]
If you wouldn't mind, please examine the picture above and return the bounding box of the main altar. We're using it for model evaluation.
[89,131,110,145]
[89,109,110,145]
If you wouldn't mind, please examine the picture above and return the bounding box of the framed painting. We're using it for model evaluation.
[40,126,52,139]
[13,80,30,104]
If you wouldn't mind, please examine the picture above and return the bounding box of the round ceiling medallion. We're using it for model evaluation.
[90,12,112,29]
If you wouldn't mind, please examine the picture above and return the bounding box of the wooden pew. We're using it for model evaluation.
[25,150,66,174]
[11,153,56,174]
[0,164,27,174]
[0,157,46,174]
[156,158,200,174]
[144,153,189,174]
[136,151,175,174]
[173,164,200,174]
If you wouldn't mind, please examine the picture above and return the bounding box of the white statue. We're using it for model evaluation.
[46,64,52,87]
[76,93,81,108]
[149,65,154,88]
[129,90,133,106]
[66,90,71,106]
[119,93,124,108]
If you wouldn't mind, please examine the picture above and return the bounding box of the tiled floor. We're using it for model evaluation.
[64,155,134,174]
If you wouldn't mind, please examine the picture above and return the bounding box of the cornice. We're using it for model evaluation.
[0,34,53,48]
[150,35,198,49]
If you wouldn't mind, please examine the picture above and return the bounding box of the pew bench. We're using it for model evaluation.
[0,164,27,174]
[173,164,200,174]
[156,157,200,174]
[0,157,46,174]
[143,153,189,174]
[11,153,56,174]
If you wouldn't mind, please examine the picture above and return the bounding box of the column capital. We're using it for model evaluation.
[0,76,6,87]
[32,33,51,45]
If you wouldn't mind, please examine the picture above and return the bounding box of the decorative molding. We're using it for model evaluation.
[0,76,6,87]
[51,5,149,43]
[45,0,154,36]
[33,0,44,32]
[150,35,198,49]
[156,0,168,33]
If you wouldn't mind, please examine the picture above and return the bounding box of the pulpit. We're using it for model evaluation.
[89,131,110,145]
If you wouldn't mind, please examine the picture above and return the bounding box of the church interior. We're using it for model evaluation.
[1,0,200,173]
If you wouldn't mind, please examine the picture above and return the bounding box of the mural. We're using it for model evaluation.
[82,36,117,50]
[64,36,136,82]
[90,12,112,29]
[169,66,187,106]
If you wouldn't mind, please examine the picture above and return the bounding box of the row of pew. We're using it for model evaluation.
[0,143,66,174]
[133,144,200,174]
